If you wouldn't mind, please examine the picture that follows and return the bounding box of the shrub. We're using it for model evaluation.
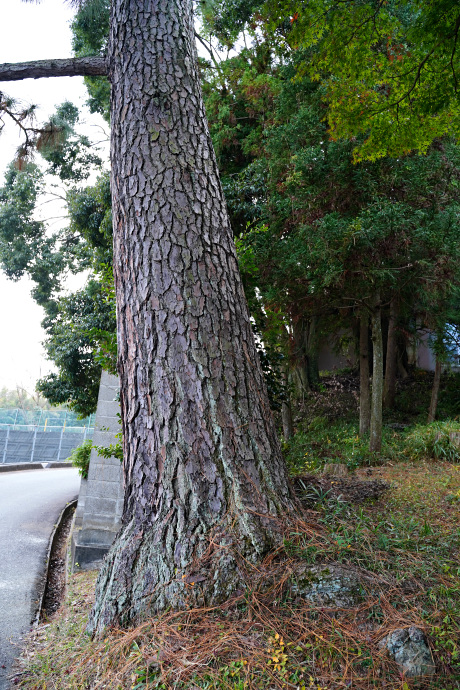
[69,440,93,478]
[403,420,460,462]
[283,417,395,474]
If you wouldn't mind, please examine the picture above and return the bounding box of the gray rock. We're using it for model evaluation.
[291,564,373,608]
[379,626,435,678]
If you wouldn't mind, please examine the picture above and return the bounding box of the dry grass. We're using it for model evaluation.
[14,461,460,690]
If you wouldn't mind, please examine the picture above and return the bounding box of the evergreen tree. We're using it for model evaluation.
[1,0,298,632]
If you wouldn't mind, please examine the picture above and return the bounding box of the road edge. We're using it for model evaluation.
[33,499,78,626]
[0,463,73,473]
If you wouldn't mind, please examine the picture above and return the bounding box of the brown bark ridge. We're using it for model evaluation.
[427,357,442,423]
[370,298,383,453]
[359,312,370,436]
[88,0,297,634]
[383,299,398,409]
[0,57,107,81]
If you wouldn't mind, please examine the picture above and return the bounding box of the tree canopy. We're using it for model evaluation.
[201,0,460,160]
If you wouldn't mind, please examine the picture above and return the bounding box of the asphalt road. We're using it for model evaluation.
[0,468,80,689]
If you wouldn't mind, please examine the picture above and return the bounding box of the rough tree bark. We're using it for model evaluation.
[0,0,298,633]
[85,0,298,632]
[383,298,398,409]
[427,357,442,423]
[359,312,370,436]
[370,297,383,453]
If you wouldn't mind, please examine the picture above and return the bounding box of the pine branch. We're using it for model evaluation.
[0,57,107,82]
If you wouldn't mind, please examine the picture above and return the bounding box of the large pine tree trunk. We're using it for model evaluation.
[359,312,370,436]
[370,299,383,453]
[383,298,398,409]
[88,0,297,634]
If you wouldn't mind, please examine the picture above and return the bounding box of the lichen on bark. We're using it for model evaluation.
[87,0,297,634]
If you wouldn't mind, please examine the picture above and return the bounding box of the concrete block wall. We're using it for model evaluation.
[71,371,125,570]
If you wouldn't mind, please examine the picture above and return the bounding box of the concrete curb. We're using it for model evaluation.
[34,499,78,626]
[0,462,73,473]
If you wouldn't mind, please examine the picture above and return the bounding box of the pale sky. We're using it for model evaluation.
[0,0,107,392]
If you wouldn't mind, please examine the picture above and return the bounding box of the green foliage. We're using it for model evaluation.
[0,150,114,412]
[71,0,111,121]
[93,431,123,462]
[264,0,460,160]
[87,265,117,376]
[199,0,265,47]
[69,439,92,478]
[283,417,396,474]
[37,279,116,416]
[16,459,460,687]
[0,164,44,273]
[404,420,460,462]
[37,101,102,181]
[66,172,112,258]
[218,46,460,403]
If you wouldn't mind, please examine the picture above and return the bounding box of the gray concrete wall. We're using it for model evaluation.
[71,371,124,570]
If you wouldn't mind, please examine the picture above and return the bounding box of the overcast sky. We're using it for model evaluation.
[0,0,106,393]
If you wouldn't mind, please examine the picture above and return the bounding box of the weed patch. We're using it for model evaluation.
[16,462,460,689]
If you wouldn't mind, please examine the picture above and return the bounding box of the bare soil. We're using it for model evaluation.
[41,507,75,620]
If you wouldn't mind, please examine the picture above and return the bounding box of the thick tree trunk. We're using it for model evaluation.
[370,299,383,453]
[427,358,442,423]
[0,57,107,81]
[88,0,297,634]
[383,299,398,409]
[359,312,370,436]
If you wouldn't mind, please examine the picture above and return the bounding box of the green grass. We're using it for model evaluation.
[404,421,460,462]
[14,371,460,690]
[16,460,460,690]
[283,416,399,473]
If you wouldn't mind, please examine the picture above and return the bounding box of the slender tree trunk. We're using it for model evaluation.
[88,0,297,634]
[359,312,370,436]
[292,320,309,401]
[397,356,409,380]
[292,317,319,400]
[383,298,398,409]
[281,369,294,440]
[293,364,310,400]
[370,298,383,453]
[305,316,320,388]
[427,358,442,423]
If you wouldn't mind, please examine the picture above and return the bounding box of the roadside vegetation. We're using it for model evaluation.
[15,371,460,690]
[2,0,460,685]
